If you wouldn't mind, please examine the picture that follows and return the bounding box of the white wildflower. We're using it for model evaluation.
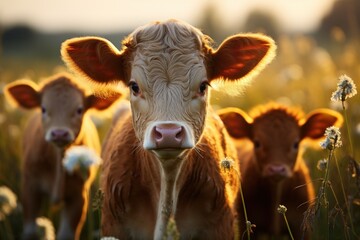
[277,204,288,214]
[63,146,102,174]
[320,137,331,150]
[317,159,328,171]
[220,157,235,172]
[36,217,55,240]
[0,186,17,221]
[101,237,119,240]
[331,74,357,102]
[319,126,342,150]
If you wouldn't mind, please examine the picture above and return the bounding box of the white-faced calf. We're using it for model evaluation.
[218,103,343,239]
[61,19,276,239]
[4,73,121,240]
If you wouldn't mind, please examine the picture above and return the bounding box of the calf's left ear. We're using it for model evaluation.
[4,80,40,109]
[217,107,253,139]
[86,91,123,111]
[208,34,276,81]
[300,109,344,140]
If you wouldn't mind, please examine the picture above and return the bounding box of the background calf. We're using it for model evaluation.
[4,73,121,240]
[218,103,343,239]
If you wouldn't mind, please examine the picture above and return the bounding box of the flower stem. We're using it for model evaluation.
[328,184,351,240]
[322,150,333,200]
[335,155,359,238]
[316,149,333,240]
[342,105,354,157]
[239,182,251,240]
[282,213,294,240]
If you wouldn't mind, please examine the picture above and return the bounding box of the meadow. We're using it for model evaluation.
[1,29,360,239]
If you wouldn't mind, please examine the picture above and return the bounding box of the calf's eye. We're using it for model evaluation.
[293,141,299,150]
[77,107,84,115]
[254,140,261,149]
[128,81,141,96]
[41,106,46,114]
[199,81,210,95]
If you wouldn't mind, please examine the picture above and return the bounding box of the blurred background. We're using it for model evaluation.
[1,0,360,239]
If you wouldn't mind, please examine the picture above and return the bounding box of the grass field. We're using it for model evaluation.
[1,30,360,239]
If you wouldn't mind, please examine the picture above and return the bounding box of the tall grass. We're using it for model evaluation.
[1,32,360,239]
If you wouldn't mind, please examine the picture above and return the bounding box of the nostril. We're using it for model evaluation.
[154,127,163,141]
[175,127,184,141]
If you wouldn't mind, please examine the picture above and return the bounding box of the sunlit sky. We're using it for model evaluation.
[0,0,336,33]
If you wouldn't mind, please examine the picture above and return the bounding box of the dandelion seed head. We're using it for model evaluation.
[331,74,357,102]
[0,186,17,221]
[63,146,102,174]
[317,159,328,171]
[36,217,55,240]
[324,126,341,139]
[277,204,287,214]
[220,157,235,172]
[320,126,342,150]
[319,138,331,150]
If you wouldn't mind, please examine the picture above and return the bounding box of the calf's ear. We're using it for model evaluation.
[301,109,344,140]
[85,91,123,111]
[208,34,276,82]
[61,37,128,85]
[217,107,252,139]
[4,80,40,109]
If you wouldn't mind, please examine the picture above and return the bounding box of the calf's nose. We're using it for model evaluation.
[51,129,70,140]
[264,164,290,178]
[268,165,286,175]
[153,123,184,149]
[45,127,74,148]
[49,129,73,147]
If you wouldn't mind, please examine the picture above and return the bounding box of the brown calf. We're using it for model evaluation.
[218,103,343,239]
[4,73,121,240]
[61,19,276,239]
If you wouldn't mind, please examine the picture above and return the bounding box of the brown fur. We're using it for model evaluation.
[218,103,343,239]
[4,73,121,240]
[100,109,239,239]
[60,19,277,239]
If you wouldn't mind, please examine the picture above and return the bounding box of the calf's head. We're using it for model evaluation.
[5,73,121,148]
[219,105,343,180]
[61,19,276,159]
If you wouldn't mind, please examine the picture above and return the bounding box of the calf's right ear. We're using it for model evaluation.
[4,80,40,109]
[217,107,253,139]
[61,37,128,85]
[300,109,344,140]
